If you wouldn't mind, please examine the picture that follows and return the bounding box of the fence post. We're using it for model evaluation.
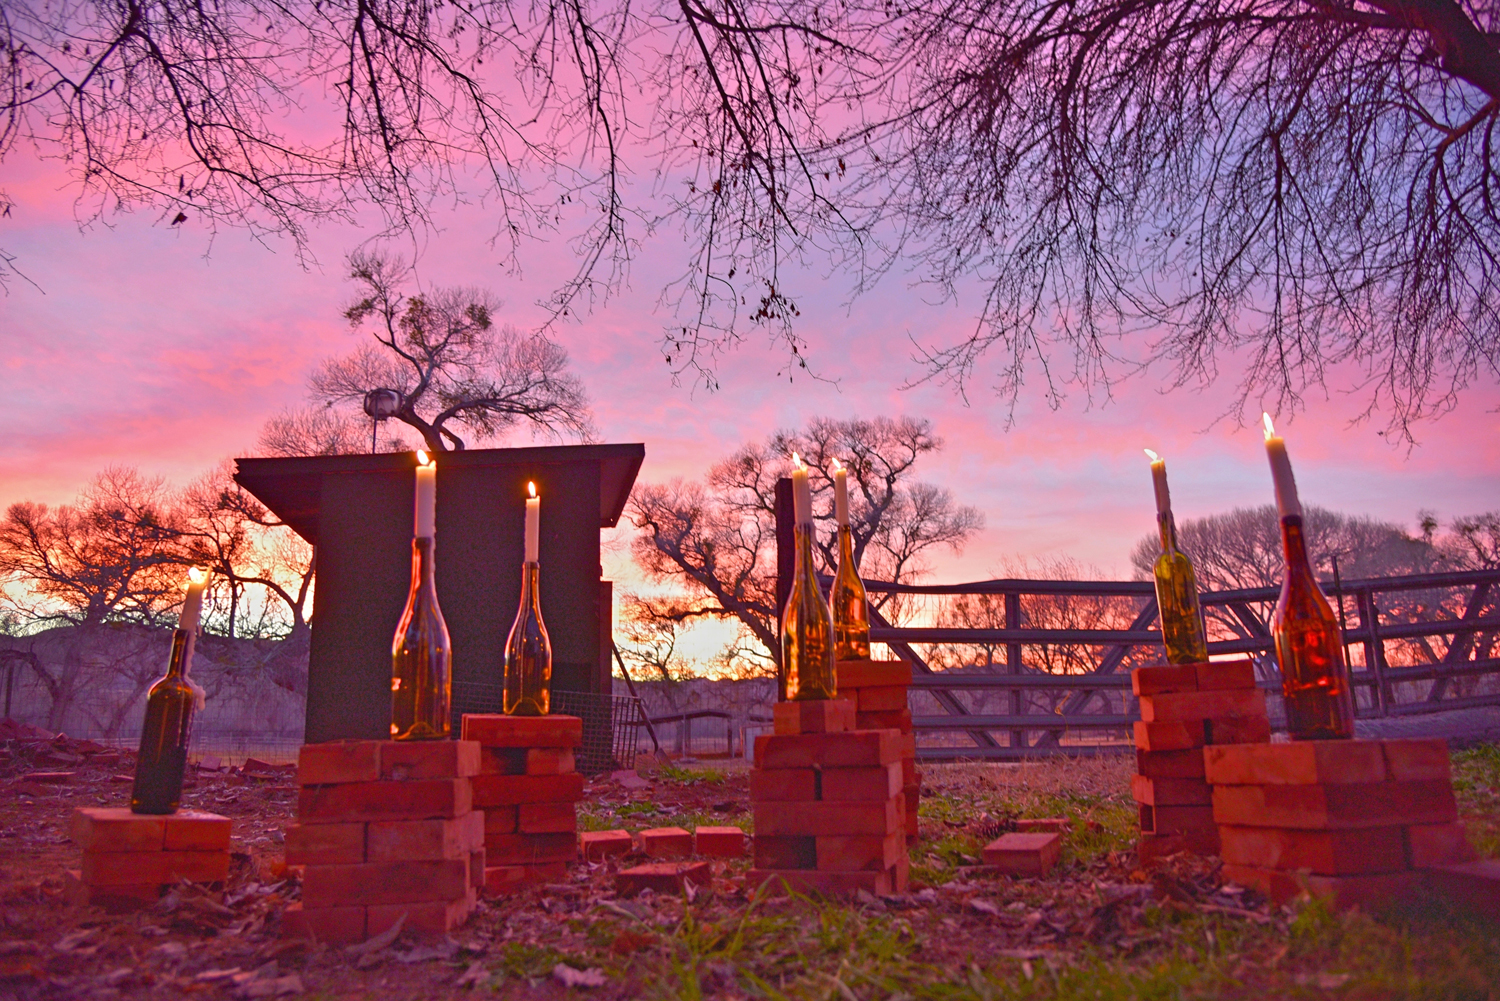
[1356,589,1391,716]
[3,660,13,720]
[774,478,795,702]
[1004,591,1024,750]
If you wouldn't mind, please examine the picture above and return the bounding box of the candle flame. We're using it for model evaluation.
[1143,448,1160,463]
[830,457,844,473]
[791,451,806,470]
[527,481,537,498]
[1262,412,1277,440]
[415,449,431,466]
[186,567,208,587]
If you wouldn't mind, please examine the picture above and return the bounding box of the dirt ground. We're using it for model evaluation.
[2,728,1497,1001]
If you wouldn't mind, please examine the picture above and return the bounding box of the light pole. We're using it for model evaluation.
[362,389,402,453]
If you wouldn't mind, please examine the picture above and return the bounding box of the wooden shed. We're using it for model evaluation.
[234,444,644,743]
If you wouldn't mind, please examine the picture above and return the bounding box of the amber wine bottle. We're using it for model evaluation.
[1272,515,1356,740]
[131,628,197,814]
[782,522,837,700]
[503,561,551,715]
[831,523,871,661]
[1153,511,1209,665]
[391,536,452,740]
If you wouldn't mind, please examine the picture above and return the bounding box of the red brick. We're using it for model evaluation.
[519,801,576,834]
[616,861,712,897]
[1381,739,1451,782]
[897,733,917,760]
[297,741,382,785]
[821,763,901,802]
[837,660,912,688]
[526,748,575,775]
[694,826,746,858]
[367,813,484,862]
[753,835,817,870]
[1134,720,1205,751]
[638,827,693,858]
[755,799,901,837]
[1222,862,1419,909]
[1140,689,1265,723]
[483,832,576,865]
[749,768,817,801]
[460,714,583,748]
[302,858,470,907]
[470,849,485,887]
[82,850,229,886]
[69,808,165,852]
[368,895,473,938]
[1139,804,1217,836]
[1425,860,1500,914]
[470,772,584,807]
[1194,659,1256,691]
[815,831,902,872]
[901,757,918,785]
[285,822,365,865]
[579,830,633,861]
[1016,817,1070,833]
[773,699,857,735]
[281,902,367,944]
[1131,775,1211,806]
[755,730,901,769]
[1204,715,1272,745]
[1136,749,1206,779]
[858,709,912,731]
[1406,823,1479,868]
[299,778,471,823]
[748,867,896,897]
[1203,742,1386,786]
[479,747,528,775]
[1131,664,1200,697]
[482,861,567,895]
[63,869,160,913]
[1138,829,1220,863]
[379,740,481,780]
[163,811,233,851]
[1219,824,1406,875]
[981,832,1062,877]
[483,805,519,834]
[1212,780,1458,830]
[856,687,908,713]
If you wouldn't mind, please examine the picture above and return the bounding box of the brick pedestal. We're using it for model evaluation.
[749,701,910,896]
[1131,659,1270,863]
[838,660,919,842]
[284,740,483,943]
[1206,738,1477,909]
[461,714,584,894]
[67,808,232,912]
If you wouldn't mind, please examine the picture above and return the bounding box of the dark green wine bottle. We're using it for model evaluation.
[131,628,197,814]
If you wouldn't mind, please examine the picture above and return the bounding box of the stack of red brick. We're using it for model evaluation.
[461,714,584,894]
[67,807,232,912]
[837,660,920,841]
[1207,738,1479,909]
[1131,658,1270,862]
[284,740,484,943]
[749,699,909,895]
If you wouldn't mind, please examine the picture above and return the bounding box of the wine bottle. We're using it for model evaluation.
[503,560,552,715]
[1153,511,1209,665]
[391,536,452,740]
[1271,514,1356,740]
[782,522,837,701]
[831,522,871,661]
[131,627,197,815]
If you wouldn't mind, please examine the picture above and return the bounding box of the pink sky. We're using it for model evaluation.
[4,146,1499,586]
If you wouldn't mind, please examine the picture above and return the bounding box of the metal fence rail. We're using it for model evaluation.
[847,568,1500,760]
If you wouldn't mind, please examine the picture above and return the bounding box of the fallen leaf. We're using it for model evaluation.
[969,898,1001,916]
[346,914,405,957]
[552,963,607,988]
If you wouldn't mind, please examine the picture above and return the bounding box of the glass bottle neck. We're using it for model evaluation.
[1157,511,1179,554]
[794,523,816,573]
[413,536,437,585]
[1281,515,1313,574]
[519,560,540,599]
[166,628,193,679]
[837,523,855,564]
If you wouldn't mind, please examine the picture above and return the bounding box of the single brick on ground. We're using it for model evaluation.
[66,808,232,913]
[461,714,584,894]
[284,738,484,943]
[981,832,1063,878]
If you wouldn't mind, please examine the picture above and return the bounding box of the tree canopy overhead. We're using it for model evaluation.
[6,1,1499,437]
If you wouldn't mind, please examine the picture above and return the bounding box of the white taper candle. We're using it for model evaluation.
[415,450,436,537]
[791,453,812,524]
[832,459,849,526]
[180,567,209,634]
[1262,413,1303,518]
[525,481,541,562]
[1144,448,1170,514]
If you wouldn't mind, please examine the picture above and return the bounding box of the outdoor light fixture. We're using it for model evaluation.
[363,388,403,452]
